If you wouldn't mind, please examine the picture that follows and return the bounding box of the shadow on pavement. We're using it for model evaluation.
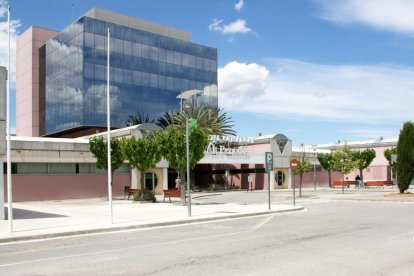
[5,207,67,220]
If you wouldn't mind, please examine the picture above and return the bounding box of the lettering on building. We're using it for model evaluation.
[205,135,253,156]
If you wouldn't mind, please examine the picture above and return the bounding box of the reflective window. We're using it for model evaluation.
[94,20,105,36]
[95,34,105,51]
[133,42,142,57]
[124,40,132,55]
[84,17,94,33]
[45,16,217,135]
[142,72,150,86]
[114,38,123,54]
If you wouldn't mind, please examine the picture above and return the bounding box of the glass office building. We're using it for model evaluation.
[43,8,217,136]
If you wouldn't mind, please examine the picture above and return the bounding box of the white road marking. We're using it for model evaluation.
[388,230,414,240]
[0,214,277,246]
[250,215,273,231]
[0,215,276,267]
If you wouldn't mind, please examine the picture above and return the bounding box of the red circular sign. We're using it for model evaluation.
[290,159,298,171]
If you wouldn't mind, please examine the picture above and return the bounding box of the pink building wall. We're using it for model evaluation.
[16,26,58,137]
[246,143,271,153]
[345,146,392,182]
[3,174,130,202]
[297,146,393,187]
[294,170,343,188]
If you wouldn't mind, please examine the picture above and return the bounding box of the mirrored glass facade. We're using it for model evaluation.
[44,15,217,135]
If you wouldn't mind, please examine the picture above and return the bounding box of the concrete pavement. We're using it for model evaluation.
[1,187,413,244]
[0,192,303,243]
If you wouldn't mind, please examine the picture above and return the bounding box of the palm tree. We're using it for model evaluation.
[156,111,178,130]
[212,107,236,136]
[126,113,154,126]
[172,103,236,136]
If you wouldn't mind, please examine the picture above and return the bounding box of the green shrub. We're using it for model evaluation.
[134,190,156,202]
[397,121,414,193]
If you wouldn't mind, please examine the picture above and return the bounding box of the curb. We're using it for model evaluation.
[0,206,304,244]
[331,198,414,203]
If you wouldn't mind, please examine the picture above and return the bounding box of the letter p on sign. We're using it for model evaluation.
[265,152,273,172]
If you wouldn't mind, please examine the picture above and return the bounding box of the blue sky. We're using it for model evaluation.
[1,0,414,146]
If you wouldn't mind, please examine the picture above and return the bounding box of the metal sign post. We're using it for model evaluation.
[290,159,298,207]
[265,152,273,210]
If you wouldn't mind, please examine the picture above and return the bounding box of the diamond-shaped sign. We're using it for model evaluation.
[275,134,288,154]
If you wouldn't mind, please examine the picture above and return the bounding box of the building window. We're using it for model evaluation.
[275,171,285,186]
[144,171,158,191]
[16,163,48,174]
[48,163,77,174]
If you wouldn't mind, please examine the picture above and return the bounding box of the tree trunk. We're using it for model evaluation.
[140,169,146,201]
[328,169,332,188]
[359,168,364,187]
[180,169,186,206]
[299,173,303,197]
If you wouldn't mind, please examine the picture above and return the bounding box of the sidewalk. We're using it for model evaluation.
[0,194,303,244]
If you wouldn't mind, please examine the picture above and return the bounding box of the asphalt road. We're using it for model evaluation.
[1,198,414,275]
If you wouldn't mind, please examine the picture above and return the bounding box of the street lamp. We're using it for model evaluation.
[106,28,113,224]
[341,157,346,194]
[176,90,203,217]
[6,5,13,231]
[184,102,191,217]
[312,145,317,191]
[177,89,203,112]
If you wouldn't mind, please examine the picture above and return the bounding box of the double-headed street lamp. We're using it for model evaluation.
[177,90,202,217]
[184,103,192,217]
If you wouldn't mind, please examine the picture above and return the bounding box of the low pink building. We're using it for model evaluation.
[295,139,397,188]
[1,127,398,203]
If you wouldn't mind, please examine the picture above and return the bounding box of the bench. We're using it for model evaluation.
[163,189,181,203]
[332,180,354,188]
[124,187,140,200]
[364,181,393,189]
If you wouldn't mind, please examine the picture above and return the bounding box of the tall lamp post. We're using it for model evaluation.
[183,103,192,216]
[176,90,202,217]
[312,145,317,191]
[107,28,113,224]
[7,5,12,231]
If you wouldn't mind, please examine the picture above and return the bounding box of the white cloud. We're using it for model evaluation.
[218,59,414,126]
[343,128,398,140]
[0,2,6,17]
[234,0,244,12]
[218,61,269,108]
[0,1,21,88]
[209,18,252,34]
[315,0,414,36]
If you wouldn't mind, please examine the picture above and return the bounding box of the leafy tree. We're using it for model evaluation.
[317,153,334,187]
[158,124,208,205]
[384,147,398,182]
[292,147,312,197]
[397,122,414,193]
[89,136,125,189]
[353,149,376,184]
[332,145,358,193]
[384,147,397,167]
[122,136,162,201]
